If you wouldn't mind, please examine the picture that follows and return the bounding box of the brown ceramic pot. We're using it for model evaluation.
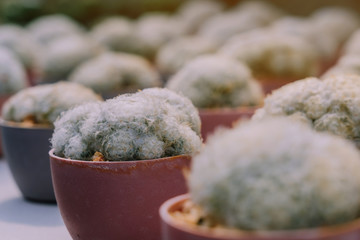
[1,120,55,202]
[199,107,257,141]
[257,76,298,95]
[160,194,360,240]
[0,95,12,157]
[49,150,191,240]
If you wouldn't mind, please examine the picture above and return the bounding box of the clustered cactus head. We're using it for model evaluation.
[189,117,360,230]
[219,29,320,78]
[90,17,147,55]
[0,24,42,72]
[40,34,101,83]
[253,74,360,140]
[166,55,263,108]
[156,36,218,77]
[0,47,27,95]
[51,88,202,161]
[27,14,84,45]
[69,52,161,95]
[2,82,102,125]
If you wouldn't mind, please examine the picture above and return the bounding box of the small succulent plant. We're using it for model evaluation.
[90,17,147,55]
[189,117,360,230]
[0,24,42,73]
[219,29,320,78]
[253,74,360,140]
[0,47,27,95]
[156,36,218,77]
[166,55,263,108]
[2,81,102,125]
[27,14,84,45]
[322,55,360,78]
[69,52,161,95]
[40,34,101,83]
[51,88,202,161]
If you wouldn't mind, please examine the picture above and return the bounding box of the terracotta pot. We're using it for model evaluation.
[160,194,360,240]
[199,107,257,141]
[257,76,298,95]
[0,95,11,157]
[0,120,55,202]
[49,150,191,240]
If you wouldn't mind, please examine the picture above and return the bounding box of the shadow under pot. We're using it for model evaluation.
[49,150,191,240]
[0,120,55,202]
[0,95,12,157]
[199,107,257,142]
[160,194,360,240]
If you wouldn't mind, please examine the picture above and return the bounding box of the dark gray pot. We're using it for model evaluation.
[0,120,55,203]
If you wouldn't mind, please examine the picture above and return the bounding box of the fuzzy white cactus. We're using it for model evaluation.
[176,0,225,34]
[27,14,84,45]
[253,74,360,140]
[90,17,147,55]
[219,29,320,78]
[51,88,202,161]
[2,82,102,125]
[0,47,27,95]
[69,52,161,95]
[40,34,102,83]
[156,36,218,77]
[0,24,42,72]
[134,13,188,58]
[166,55,263,108]
[190,117,360,230]
[344,29,360,56]
[311,7,360,45]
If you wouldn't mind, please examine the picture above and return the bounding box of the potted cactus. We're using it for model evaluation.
[160,117,360,240]
[166,55,263,140]
[0,82,101,202]
[49,88,202,240]
[253,74,360,148]
[219,29,320,93]
[69,51,161,99]
[0,47,28,157]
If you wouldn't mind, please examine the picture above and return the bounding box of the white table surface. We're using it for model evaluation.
[0,159,71,240]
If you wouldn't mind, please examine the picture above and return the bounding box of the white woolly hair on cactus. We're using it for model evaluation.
[51,88,202,161]
[166,55,263,108]
[2,81,102,125]
[190,117,360,230]
[0,47,27,95]
[253,74,360,140]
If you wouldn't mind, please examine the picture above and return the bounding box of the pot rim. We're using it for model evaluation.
[0,119,53,130]
[49,149,191,165]
[160,194,360,240]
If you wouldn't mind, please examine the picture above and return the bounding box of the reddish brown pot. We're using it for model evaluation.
[49,150,191,240]
[199,107,257,141]
[0,95,12,157]
[257,76,298,95]
[160,194,360,240]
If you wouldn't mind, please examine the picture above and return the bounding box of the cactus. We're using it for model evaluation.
[0,47,27,95]
[322,55,360,78]
[166,55,263,108]
[253,74,360,140]
[156,36,218,77]
[189,117,360,230]
[69,52,161,95]
[2,81,102,125]
[27,14,84,45]
[51,88,202,161]
[219,29,320,78]
[40,34,102,83]
[90,17,148,55]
